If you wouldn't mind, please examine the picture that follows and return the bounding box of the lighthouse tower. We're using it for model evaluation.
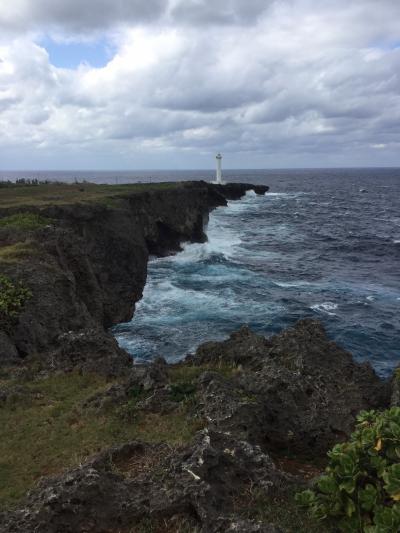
[215,152,224,184]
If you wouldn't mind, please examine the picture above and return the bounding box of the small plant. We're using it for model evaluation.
[296,408,400,532]
[117,387,146,421]
[169,382,196,403]
[128,385,144,399]
[0,275,31,330]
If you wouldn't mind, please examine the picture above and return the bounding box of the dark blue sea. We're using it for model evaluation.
[2,168,399,376]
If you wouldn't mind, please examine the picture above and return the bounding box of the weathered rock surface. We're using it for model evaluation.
[0,319,390,532]
[192,319,390,455]
[0,181,267,374]
[0,431,286,533]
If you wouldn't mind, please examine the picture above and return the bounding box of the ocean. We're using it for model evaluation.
[2,168,399,377]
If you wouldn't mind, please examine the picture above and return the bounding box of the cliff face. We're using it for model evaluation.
[0,181,268,374]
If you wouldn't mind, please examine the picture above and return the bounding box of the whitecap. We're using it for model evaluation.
[310,302,338,316]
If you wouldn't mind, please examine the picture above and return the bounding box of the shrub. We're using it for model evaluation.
[296,408,400,532]
[0,275,31,329]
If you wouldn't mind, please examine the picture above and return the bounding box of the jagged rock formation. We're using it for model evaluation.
[0,320,389,532]
[0,181,267,374]
[192,319,389,455]
[0,433,285,533]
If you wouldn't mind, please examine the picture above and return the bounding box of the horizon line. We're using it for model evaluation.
[1,165,400,173]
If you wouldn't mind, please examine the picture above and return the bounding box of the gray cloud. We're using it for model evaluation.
[0,0,166,33]
[169,0,273,26]
[0,0,399,168]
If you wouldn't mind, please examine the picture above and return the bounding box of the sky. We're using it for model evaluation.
[0,0,399,170]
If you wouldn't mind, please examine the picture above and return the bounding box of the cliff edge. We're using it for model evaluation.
[0,180,268,374]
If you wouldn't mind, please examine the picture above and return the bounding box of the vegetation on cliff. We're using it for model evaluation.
[0,274,31,330]
[0,361,324,532]
[297,408,400,532]
[0,213,51,230]
[1,320,389,532]
[0,369,204,510]
[0,181,183,208]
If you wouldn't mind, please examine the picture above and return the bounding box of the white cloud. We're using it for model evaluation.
[0,0,399,168]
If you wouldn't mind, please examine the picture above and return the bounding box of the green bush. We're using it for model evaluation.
[0,275,31,329]
[296,408,400,532]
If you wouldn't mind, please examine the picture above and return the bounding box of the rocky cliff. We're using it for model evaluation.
[0,181,268,374]
[0,320,390,533]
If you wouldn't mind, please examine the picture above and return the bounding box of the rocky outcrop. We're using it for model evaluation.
[0,319,390,532]
[83,319,389,456]
[0,181,267,374]
[0,432,286,533]
[192,319,390,455]
[212,182,269,200]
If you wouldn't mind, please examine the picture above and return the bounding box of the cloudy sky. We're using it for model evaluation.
[0,0,399,170]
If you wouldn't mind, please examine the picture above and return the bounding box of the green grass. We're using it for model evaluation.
[0,371,203,510]
[0,213,52,230]
[0,242,41,264]
[0,182,183,208]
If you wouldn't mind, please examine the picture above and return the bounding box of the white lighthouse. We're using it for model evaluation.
[215,152,224,184]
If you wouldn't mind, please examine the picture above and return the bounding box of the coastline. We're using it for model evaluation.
[0,180,267,374]
[1,180,397,532]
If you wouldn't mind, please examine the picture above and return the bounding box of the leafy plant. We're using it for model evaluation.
[0,275,31,330]
[296,408,400,532]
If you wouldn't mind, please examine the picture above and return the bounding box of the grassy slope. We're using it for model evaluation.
[0,364,326,531]
[0,182,182,209]
[0,370,203,510]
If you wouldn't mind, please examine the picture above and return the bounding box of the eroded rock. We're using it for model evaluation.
[192,319,390,455]
[0,432,285,533]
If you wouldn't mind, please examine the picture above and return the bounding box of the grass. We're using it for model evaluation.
[0,242,41,264]
[168,361,241,384]
[0,182,183,209]
[234,485,333,533]
[132,516,198,533]
[0,213,52,231]
[0,371,203,510]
